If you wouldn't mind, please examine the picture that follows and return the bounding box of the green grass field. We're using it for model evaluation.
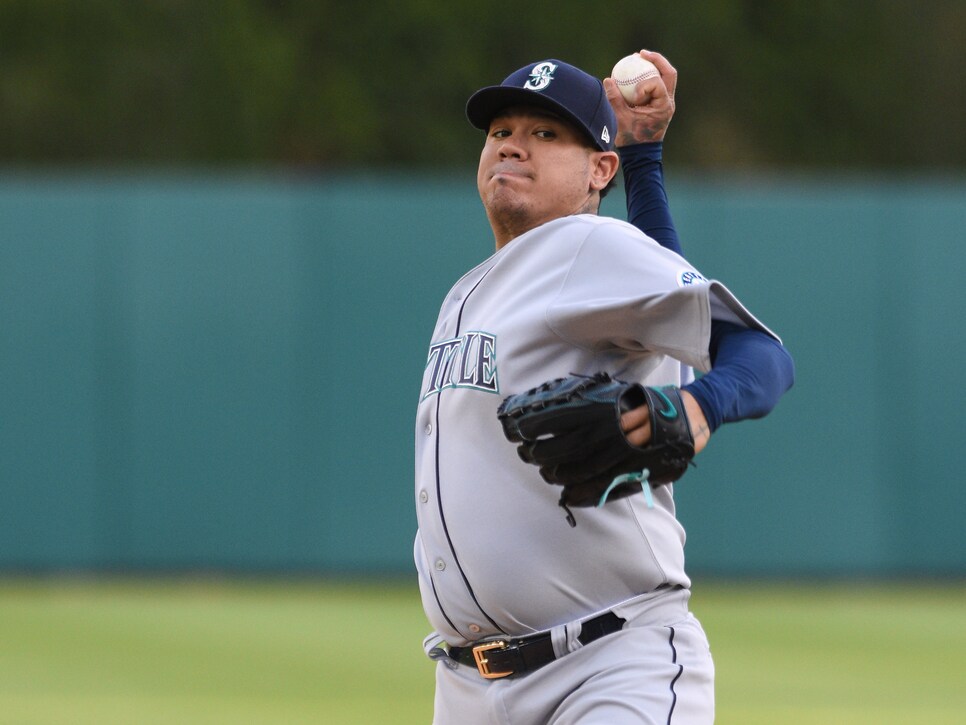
[0,579,963,724]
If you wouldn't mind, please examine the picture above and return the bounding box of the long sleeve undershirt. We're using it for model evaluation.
[620,142,682,255]
[619,142,795,430]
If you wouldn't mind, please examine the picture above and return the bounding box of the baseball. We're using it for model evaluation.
[611,54,660,104]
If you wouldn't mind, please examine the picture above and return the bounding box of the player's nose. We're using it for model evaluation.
[497,135,527,160]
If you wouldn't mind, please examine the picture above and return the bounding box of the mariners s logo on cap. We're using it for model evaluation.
[523,62,557,91]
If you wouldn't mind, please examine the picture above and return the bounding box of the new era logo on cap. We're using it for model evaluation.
[465,59,617,152]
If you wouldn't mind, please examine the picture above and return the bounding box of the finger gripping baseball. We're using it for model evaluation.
[496,373,696,516]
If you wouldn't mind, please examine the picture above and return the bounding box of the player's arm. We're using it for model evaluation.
[608,52,795,449]
[604,50,682,254]
[682,321,796,431]
[622,321,796,452]
[619,142,681,254]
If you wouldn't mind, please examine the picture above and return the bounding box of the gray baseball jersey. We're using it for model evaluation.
[415,213,773,647]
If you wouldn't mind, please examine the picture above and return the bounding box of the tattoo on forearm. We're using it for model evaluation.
[694,422,710,442]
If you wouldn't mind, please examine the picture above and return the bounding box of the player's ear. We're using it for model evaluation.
[589,151,620,193]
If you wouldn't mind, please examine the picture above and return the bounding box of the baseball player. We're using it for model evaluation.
[415,54,794,724]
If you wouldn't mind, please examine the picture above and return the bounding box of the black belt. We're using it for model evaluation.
[447,611,625,679]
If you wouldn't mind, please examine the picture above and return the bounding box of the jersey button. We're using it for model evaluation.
[424,423,433,435]
[418,490,429,504]
[434,558,446,571]
[468,624,481,634]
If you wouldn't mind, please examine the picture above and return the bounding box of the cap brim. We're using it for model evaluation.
[466,86,596,147]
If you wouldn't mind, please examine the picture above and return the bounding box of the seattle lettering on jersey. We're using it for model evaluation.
[422,331,499,400]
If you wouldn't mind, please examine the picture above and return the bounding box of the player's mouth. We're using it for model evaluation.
[489,164,533,182]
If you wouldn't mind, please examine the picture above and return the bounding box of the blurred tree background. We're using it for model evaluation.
[1,0,963,172]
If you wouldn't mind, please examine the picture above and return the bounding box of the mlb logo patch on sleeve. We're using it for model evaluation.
[678,270,708,287]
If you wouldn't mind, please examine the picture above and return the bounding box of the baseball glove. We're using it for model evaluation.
[497,372,695,521]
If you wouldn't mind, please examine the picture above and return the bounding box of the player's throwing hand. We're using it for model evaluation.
[605,50,678,146]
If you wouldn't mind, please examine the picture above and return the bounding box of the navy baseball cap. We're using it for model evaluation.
[466,60,616,152]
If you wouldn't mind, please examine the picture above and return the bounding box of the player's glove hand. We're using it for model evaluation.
[497,372,695,520]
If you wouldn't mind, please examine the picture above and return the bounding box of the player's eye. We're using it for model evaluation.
[534,129,556,139]
[490,128,511,139]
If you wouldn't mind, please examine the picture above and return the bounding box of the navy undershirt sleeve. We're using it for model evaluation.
[620,142,795,430]
[619,142,682,255]
[682,322,796,432]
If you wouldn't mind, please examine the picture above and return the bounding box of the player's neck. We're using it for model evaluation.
[490,205,601,251]
[488,212,538,250]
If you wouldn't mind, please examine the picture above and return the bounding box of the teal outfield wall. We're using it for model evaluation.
[1,171,964,576]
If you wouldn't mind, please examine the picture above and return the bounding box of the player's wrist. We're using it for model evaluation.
[618,140,664,163]
[680,390,710,454]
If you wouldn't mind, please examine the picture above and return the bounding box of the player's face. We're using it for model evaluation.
[477,108,616,248]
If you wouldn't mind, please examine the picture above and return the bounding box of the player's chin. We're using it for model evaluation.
[485,183,528,205]
[484,191,533,223]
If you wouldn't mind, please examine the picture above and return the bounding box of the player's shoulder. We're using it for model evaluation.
[569,213,642,235]
[575,213,663,245]
[568,214,711,288]
[572,213,675,257]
